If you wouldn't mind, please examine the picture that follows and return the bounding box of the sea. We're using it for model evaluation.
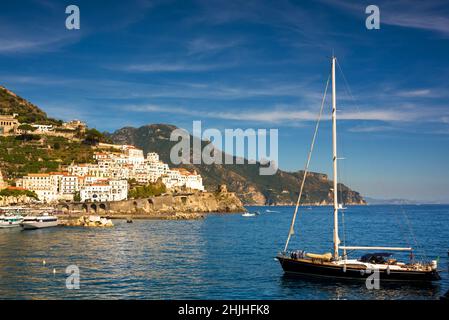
[0,205,448,300]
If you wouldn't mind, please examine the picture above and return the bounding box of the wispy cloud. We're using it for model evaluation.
[186,37,243,55]
[119,62,226,73]
[348,125,397,133]
[123,102,449,124]
[396,89,432,98]
[322,0,449,37]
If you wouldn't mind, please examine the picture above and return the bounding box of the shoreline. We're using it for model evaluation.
[56,210,243,222]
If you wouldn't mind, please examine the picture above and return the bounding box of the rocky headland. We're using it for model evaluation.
[56,185,245,220]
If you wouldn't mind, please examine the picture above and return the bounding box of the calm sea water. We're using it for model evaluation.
[0,205,448,300]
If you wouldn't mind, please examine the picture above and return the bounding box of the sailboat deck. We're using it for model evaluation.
[280,255,434,272]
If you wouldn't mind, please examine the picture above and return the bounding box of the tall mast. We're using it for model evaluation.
[331,56,340,260]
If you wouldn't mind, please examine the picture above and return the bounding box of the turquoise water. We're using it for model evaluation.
[0,205,448,299]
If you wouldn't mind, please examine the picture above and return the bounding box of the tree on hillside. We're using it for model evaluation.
[18,124,37,133]
[84,128,104,145]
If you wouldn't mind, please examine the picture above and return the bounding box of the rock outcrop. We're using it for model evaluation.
[57,186,246,220]
[62,215,114,227]
[0,195,37,206]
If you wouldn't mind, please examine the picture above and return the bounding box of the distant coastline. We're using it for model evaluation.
[364,197,449,205]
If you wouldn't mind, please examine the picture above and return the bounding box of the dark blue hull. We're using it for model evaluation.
[277,256,441,282]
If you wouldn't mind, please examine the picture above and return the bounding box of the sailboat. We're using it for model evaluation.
[276,56,440,282]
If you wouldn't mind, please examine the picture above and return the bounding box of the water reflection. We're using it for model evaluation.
[279,271,441,300]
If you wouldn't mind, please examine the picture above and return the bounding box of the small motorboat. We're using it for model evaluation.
[242,212,256,217]
[21,213,58,230]
[266,209,279,213]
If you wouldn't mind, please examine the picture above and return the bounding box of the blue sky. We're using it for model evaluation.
[1,0,449,202]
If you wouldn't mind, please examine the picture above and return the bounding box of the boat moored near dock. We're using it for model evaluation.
[0,215,23,228]
[20,213,58,230]
[0,207,25,228]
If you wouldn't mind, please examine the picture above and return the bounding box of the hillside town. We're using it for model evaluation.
[1,113,205,204]
[12,142,204,203]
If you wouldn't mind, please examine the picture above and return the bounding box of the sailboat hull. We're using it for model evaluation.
[277,256,440,282]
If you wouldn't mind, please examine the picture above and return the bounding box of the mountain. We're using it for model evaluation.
[364,197,448,205]
[108,124,366,206]
[364,197,420,205]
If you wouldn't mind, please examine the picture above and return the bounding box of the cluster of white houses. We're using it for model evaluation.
[15,144,204,203]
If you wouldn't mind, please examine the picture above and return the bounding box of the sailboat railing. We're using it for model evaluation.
[339,246,413,251]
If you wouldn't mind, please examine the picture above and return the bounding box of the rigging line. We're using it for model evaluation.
[283,73,330,253]
[336,59,362,115]
[341,209,347,259]
[399,204,427,262]
[338,60,427,263]
[391,205,413,251]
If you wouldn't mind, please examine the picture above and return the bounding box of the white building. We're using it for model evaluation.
[146,152,159,163]
[121,145,144,165]
[20,173,59,203]
[80,179,128,202]
[31,124,53,133]
[80,182,111,202]
[162,168,204,191]
[60,175,79,194]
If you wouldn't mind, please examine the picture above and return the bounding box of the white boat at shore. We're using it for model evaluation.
[0,215,23,228]
[20,213,58,230]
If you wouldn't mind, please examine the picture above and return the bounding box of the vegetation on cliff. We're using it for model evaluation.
[128,180,167,199]
[0,135,95,181]
[0,86,111,181]
[0,86,61,125]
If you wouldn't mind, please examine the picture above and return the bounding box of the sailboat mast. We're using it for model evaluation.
[331,56,340,260]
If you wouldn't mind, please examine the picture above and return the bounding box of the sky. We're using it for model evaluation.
[0,0,449,202]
